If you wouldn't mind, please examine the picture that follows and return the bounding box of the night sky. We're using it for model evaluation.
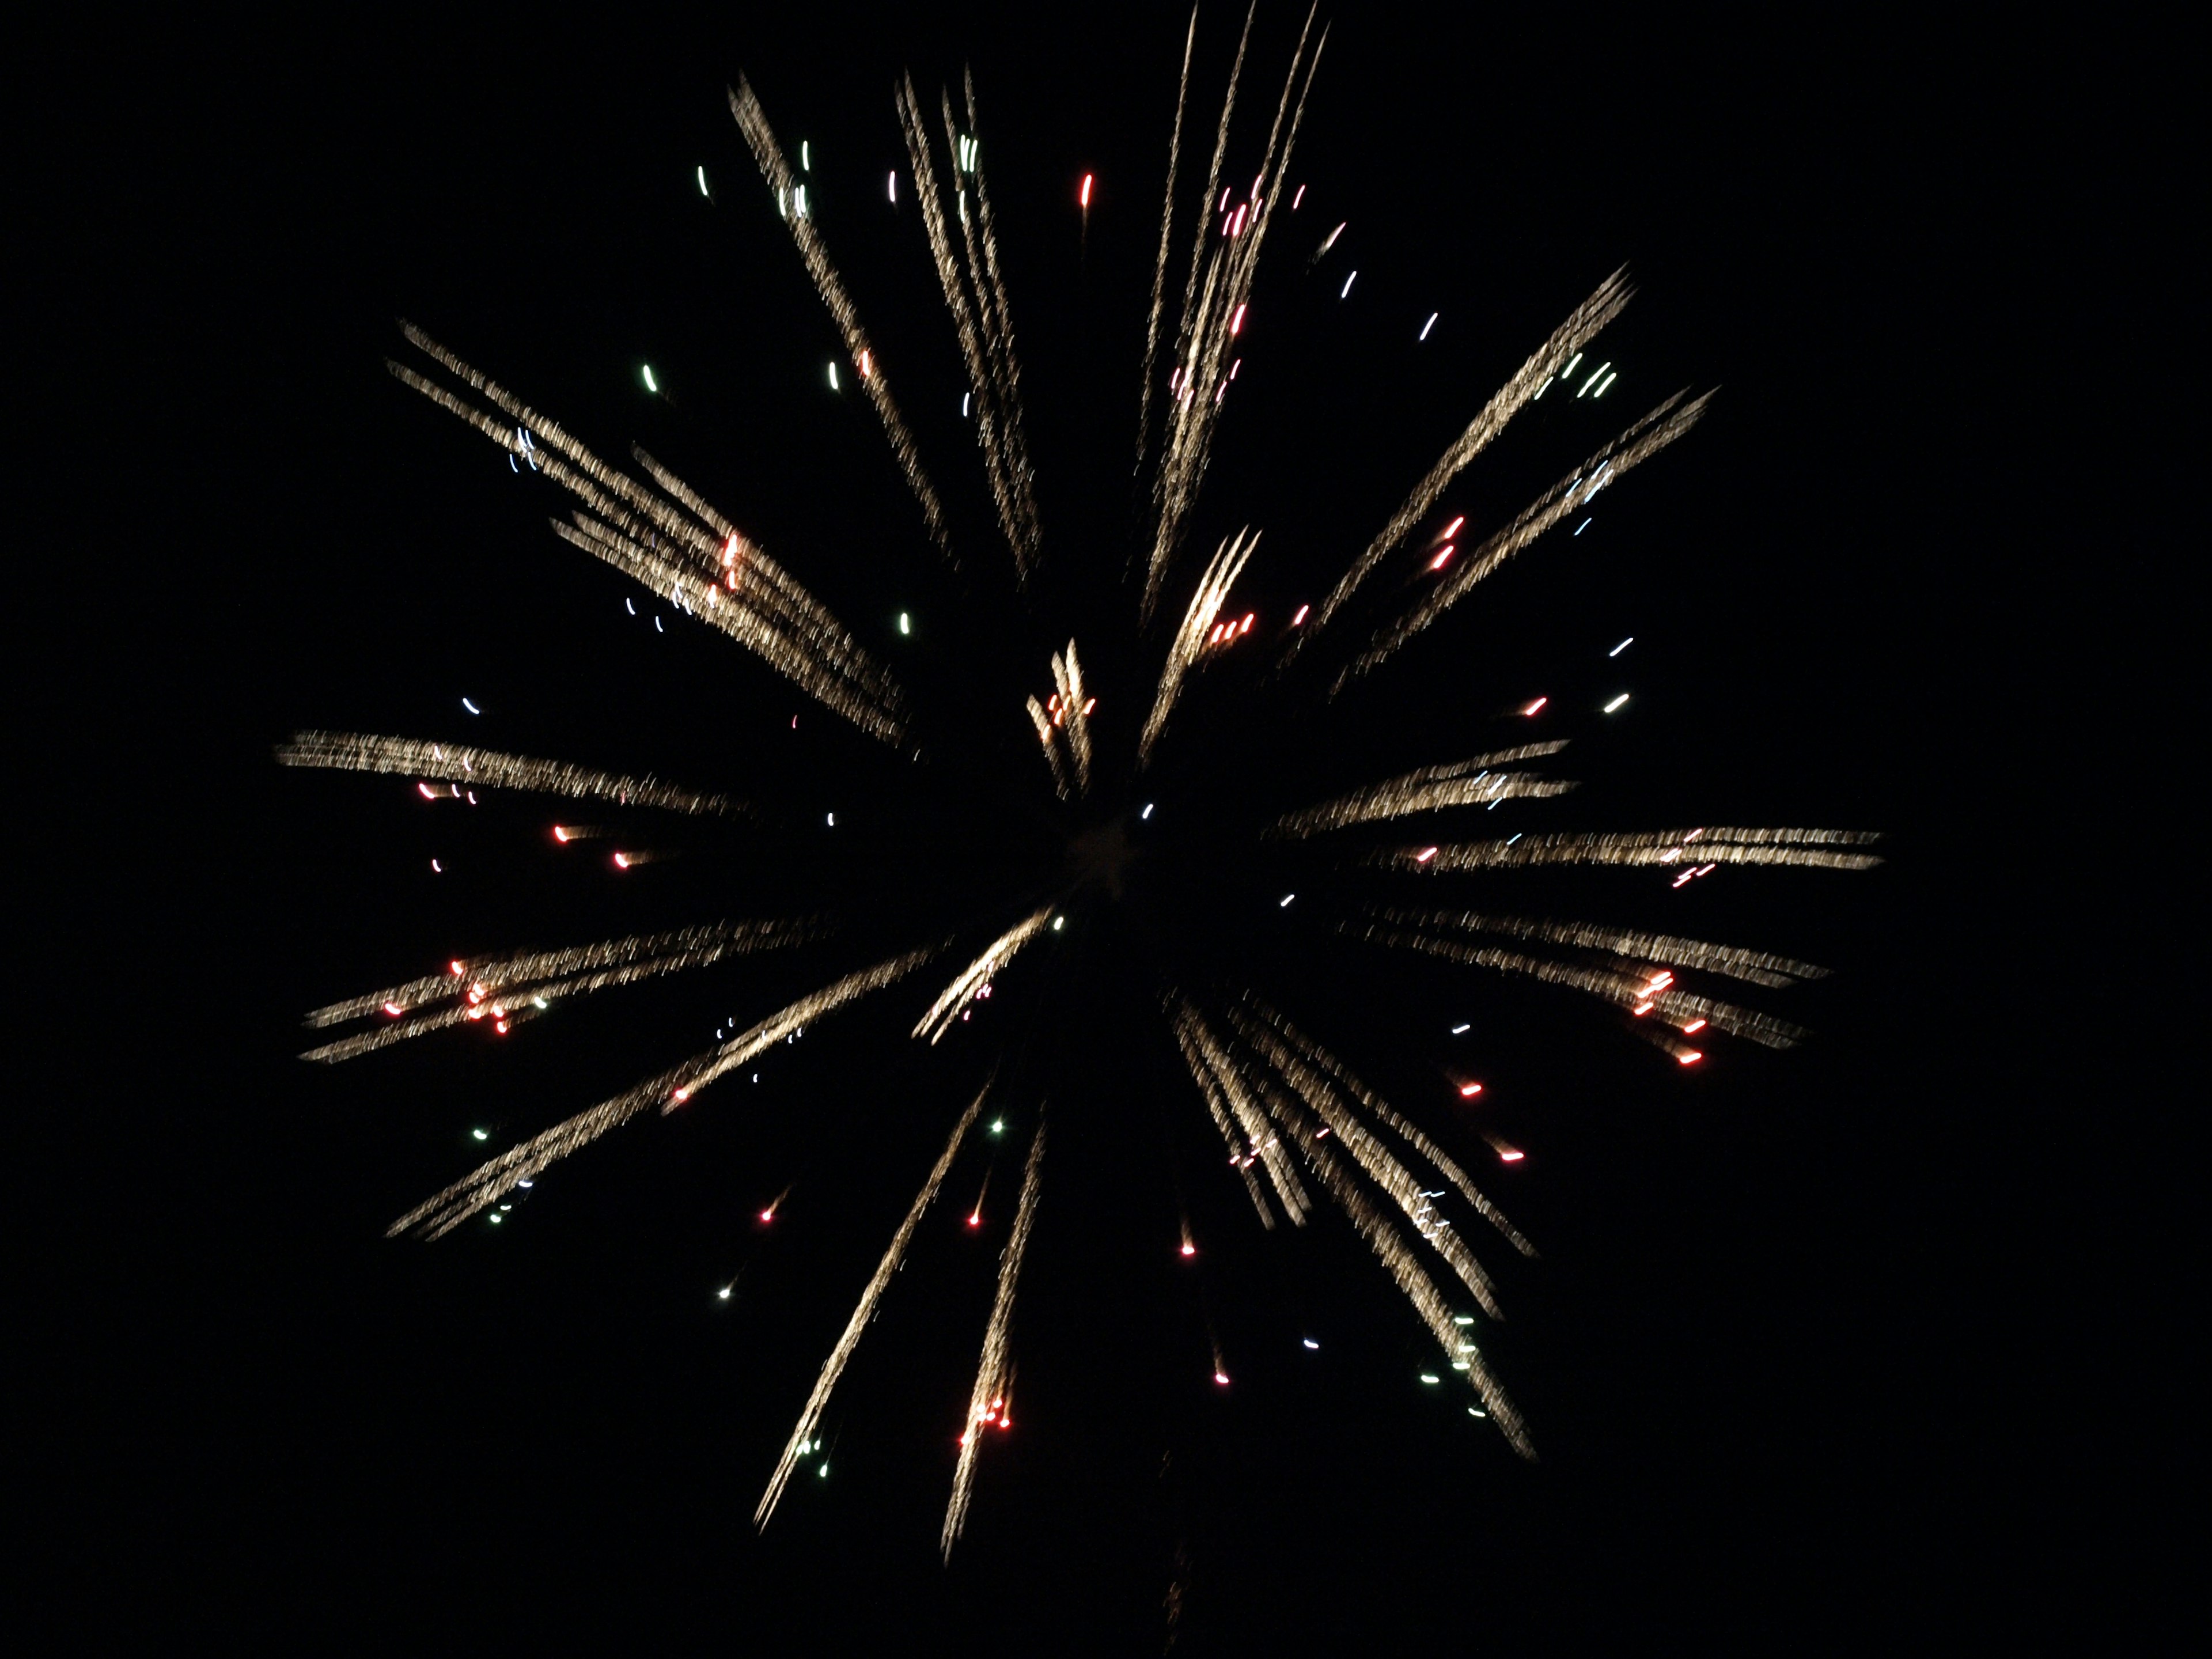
[29,3,2118,1647]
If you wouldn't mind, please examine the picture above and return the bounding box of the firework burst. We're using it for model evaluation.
[286,9,1877,1554]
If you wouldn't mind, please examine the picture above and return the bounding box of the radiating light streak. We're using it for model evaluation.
[388,332,907,740]
[1363,907,1830,988]
[1380,827,1883,874]
[1048,640,1094,795]
[1234,998,1536,1260]
[1171,1002,1311,1228]
[757,1080,990,1531]
[1604,693,1630,713]
[1315,221,1344,257]
[1134,7,1200,473]
[1024,695,1071,800]
[892,74,1040,579]
[698,165,709,196]
[1421,312,1438,340]
[1141,529,1259,764]
[1350,922,1809,1050]
[1331,389,1715,694]
[1578,362,1610,396]
[1232,1017,1533,1447]
[732,79,952,558]
[1610,637,1633,656]
[389,950,934,1241]
[1267,741,1572,837]
[302,920,820,1060]
[1595,371,1617,397]
[942,1117,1046,1558]
[1142,12,1323,620]
[277,733,747,819]
[1291,270,1634,655]
[642,365,658,393]
[914,908,1053,1044]
[1340,270,1357,298]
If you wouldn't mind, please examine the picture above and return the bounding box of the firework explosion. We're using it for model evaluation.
[285,8,1877,1556]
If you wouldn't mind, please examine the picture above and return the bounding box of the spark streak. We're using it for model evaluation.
[1135,6,1200,469]
[943,1116,1046,1558]
[1332,390,1716,693]
[276,733,747,819]
[302,919,821,1061]
[388,950,934,1240]
[1141,528,1259,764]
[1268,741,1576,836]
[731,79,950,556]
[757,1080,991,1531]
[1293,270,1634,653]
[915,909,1054,1044]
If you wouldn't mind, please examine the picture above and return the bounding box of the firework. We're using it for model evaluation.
[942,1116,1047,1558]
[299,8,1877,1554]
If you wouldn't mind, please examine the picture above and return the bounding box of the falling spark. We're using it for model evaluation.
[1293,270,1634,653]
[387,950,934,1241]
[278,733,749,819]
[732,79,952,558]
[914,908,1054,1044]
[943,1117,1046,1557]
[758,1081,991,1531]
[1267,741,1572,837]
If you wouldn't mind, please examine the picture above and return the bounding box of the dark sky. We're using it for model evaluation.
[30,2,2129,1647]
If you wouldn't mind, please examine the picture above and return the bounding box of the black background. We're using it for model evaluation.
[26,2,2149,1648]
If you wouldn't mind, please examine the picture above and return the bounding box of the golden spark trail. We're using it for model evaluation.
[1232,998,1536,1257]
[1171,1003,1308,1225]
[1363,906,1828,988]
[956,72,1043,569]
[552,513,905,741]
[1349,924,1801,1047]
[389,950,934,1240]
[625,446,903,704]
[275,733,745,818]
[1135,6,1200,470]
[1178,1021,1276,1225]
[1023,696,1072,800]
[1221,1003,1506,1313]
[1140,529,1259,765]
[303,919,820,1049]
[1376,827,1885,874]
[1334,391,1717,693]
[1270,764,1577,836]
[1262,1074,1533,1452]
[1174,1003,1310,1224]
[388,339,907,738]
[1168,2,1252,396]
[393,332,903,717]
[729,79,951,556]
[1294,270,1635,649]
[942,1116,1046,1559]
[896,76,1036,580]
[1048,641,1093,795]
[914,908,1054,1044]
[757,1081,991,1531]
[1143,16,1323,621]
